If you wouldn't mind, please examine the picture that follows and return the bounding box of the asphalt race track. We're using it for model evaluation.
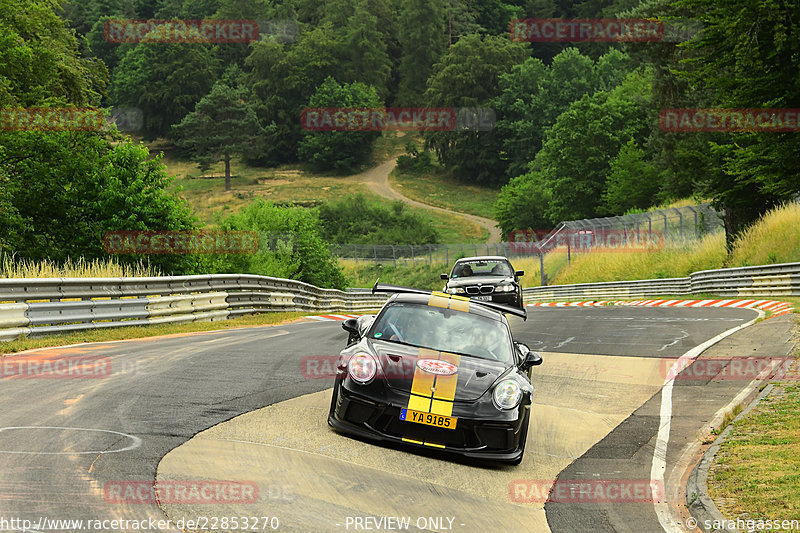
[0,305,784,533]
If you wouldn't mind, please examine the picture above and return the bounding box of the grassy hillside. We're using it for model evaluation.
[157,139,488,243]
[389,166,499,219]
[728,202,800,267]
[521,202,800,286]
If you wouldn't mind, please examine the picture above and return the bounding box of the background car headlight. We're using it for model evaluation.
[493,379,522,409]
[348,353,377,383]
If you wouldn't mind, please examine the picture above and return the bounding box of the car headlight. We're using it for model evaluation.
[347,353,377,383]
[493,379,522,409]
[496,284,515,292]
[446,287,466,294]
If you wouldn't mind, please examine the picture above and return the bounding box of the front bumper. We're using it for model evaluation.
[328,378,528,462]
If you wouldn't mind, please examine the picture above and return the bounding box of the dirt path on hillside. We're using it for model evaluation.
[356,158,502,243]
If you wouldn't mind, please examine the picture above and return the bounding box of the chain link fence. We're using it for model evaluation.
[332,203,725,285]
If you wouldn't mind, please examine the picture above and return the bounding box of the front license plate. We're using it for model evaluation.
[400,409,457,430]
[472,295,492,301]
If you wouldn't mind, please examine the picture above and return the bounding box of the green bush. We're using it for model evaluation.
[318,194,440,245]
[212,199,348,289]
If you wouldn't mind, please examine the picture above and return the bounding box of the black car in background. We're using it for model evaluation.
[441,256,525,309]
[328,283,542,465]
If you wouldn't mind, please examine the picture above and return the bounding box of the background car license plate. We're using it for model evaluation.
[473,295,492,301]
[400,408,457,430]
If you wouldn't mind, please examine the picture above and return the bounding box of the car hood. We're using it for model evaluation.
[368,339,508,401]
[446,275,514,288]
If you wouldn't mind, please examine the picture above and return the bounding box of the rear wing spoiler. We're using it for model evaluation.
[372,281,527,321]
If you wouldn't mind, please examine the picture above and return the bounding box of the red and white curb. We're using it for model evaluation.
[526,299,794,318]
[307,314,364,322]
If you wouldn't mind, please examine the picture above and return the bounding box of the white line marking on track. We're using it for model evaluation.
[0,427,142,455]
[650,307,763,532]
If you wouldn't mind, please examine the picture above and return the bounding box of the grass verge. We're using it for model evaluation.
[708,380,800,521]
[389,166,499,219]
[0,312,309,356]
[1,255,161,278]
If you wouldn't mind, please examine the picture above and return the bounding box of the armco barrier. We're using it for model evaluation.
[524,261,800,302]
[1,262,797,342]
[0,275,388,342]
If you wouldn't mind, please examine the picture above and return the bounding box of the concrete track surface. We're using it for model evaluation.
[0,306,792,533]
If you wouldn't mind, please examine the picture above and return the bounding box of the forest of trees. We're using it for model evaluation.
[1,0,798,285]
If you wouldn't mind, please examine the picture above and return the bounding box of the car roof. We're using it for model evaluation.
[385,292,507,322]
[454,256,511,263]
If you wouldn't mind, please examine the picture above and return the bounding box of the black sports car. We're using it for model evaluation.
[441,256,525,309]
[328,283,542,465]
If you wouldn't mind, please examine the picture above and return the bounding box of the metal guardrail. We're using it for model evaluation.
[523,262,800,302]
[0,275,389,342]
[1,261,797,342]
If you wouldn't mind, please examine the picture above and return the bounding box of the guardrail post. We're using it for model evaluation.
[391,245,396,267]
[687,205,698,239]
[672,207,684,244]
[354,244,358,263]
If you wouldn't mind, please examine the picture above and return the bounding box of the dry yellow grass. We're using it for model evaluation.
[1,255,161,278]
[728,202,800,267]
[545,232,727,284]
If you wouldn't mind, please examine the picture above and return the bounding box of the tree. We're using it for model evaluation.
[341,1,392,100]
[602,139,662,215]
[495,71,654,233]
[496,48,637,181]
[216,199,349,289]
[0,0,107,107]
[112,40,220,139]
[424,33,528,185]
[0,131,197,272]
[297,77,382,172]
[245,24,344,164]
[396,0,447,105]
[675,0,800,248]
[172,77,263,191]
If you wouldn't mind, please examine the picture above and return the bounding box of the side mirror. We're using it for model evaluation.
[517,342,542,370]
[440,273,449,280]
[342,318,360,345]
[515,270,525,277]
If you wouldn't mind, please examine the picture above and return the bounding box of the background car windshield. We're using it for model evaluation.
[452,260,513,278]
[371,303,513,363]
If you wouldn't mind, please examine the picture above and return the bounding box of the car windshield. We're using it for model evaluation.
[452,260,513,278]
[370,302,513,363]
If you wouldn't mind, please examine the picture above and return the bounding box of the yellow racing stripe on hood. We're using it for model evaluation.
[406,349,460,416]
